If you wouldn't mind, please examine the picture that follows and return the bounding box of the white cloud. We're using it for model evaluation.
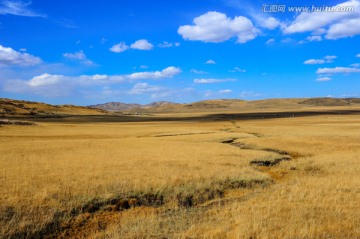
[130,39,154,50]
[178,11,259,43]
[158,41,181,48]
[191,69,207,74]
[306,35,323,42]
[91,74,108,80]
[158,42,172,48]
[3,78,72,98]
[3,66,182,97]
[63,50,95,66]
[255,16,280,30]
[326,18,360,39]
[316,77,332,81]
[304,55,337,64]
[0,44,42,66]
[230,67,246,72]
[129,83,175,100]
[130,83,162,94]
[0,0,46,17]
[350,63,360,67]
[28,73,64,87]
[324,55,337,60]
[194,78,236,83]
[266,38,275,44]
[109,42,129,53]
[316,67,360,74]
[128,66,181,80]
[206,59,216,64]
[304,59,326,64]
[324,55,337,62]
[356,53,360,57]
[283,0,360,40]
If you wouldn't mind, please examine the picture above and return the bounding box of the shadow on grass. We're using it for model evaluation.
[7,109,360,123]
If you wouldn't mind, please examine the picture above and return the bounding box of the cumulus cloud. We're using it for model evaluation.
[130,39,154,50]
[0,44,42,66]
[110,40,155,52]
[304,55,337,64]
[109,42,129,53]
[129,83,176,100]
[316,66,360,74]
[324,55,337,61]
[206,59,216,64]
[0,0,46,17]
[306,35,323,42]
[3,66,182,97]
[254,16,280,30]
[63,50,95,65]
[128,66,181,80]
[130,83,162,94]
[304,59,326,64]
[326,17,360,39]
[28,73,64,87]
[194,78,236,83]
[178,11,259,43]
[283,0,360,40]
[158,41,180,48]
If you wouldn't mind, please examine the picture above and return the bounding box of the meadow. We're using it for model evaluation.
[1,112,360,238]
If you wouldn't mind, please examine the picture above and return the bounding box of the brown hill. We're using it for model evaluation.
[0,98,108,117]
[298,97,360,106]
[144,101,179,108]
[185,99,246,109]
[123,98,360,114]
[2,97,360,118]
[89,102,142,111]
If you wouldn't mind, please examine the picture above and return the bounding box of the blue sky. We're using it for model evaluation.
[0,0,360,105]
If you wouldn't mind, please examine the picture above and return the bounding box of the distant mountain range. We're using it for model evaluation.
[88,101,179,111]
[88,97,360,112]
[1,97,360,118]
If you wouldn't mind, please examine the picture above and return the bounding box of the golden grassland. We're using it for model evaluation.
[1,113,360,238]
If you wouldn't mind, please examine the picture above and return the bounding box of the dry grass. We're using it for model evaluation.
[1,113,360,238]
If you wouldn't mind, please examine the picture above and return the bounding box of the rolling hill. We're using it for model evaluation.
[0,98,108,118]
[2,97,360,118]
[88,101,178,111]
